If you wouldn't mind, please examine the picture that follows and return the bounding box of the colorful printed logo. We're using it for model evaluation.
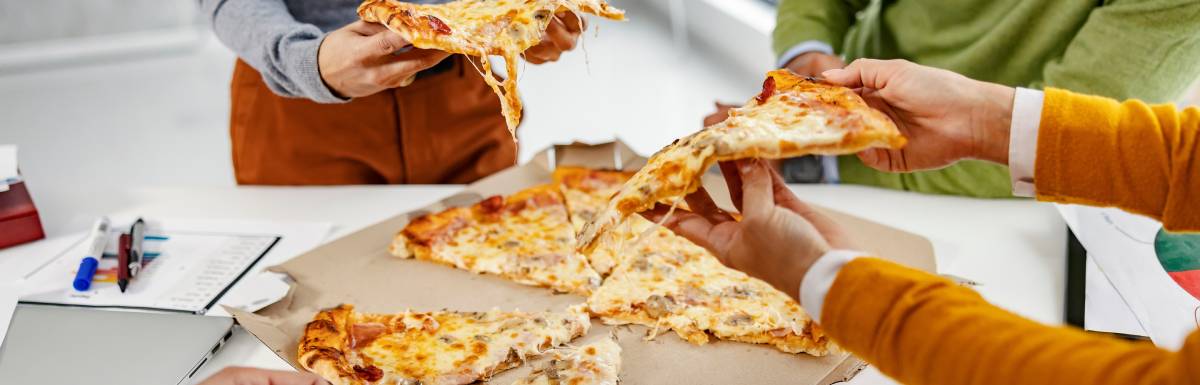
[1154,229,1200,301]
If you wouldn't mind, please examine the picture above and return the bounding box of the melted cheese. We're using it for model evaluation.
[352,305,590,385]
[553,168,645,276]
[585,227,829,356]
[511,337,621,385]
[396,186,602,295]
[360,0,626,141]
[578,69,904,251]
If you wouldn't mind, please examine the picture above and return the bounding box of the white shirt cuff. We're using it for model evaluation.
[1008,88,1044,197]
[821,155,840,184]
[799,249,862,324]
[777,41,835,69]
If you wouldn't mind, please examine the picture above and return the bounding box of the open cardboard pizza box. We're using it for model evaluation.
[230,141,936,385]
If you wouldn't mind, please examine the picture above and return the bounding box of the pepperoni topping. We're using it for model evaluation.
[756,76,777,104]
[479,195,505,214]
[350,323,387,349]
[353,365,384,382]
[426,15,452,35]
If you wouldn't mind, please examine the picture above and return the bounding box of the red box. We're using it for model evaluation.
[0,181,45,249]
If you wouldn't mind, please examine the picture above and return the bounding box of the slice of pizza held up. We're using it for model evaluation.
[392,184,602,296]
[358,0,625,140]
[298,304,590,385]
[577,69,906,252]
[586,223,831,356]
[510,336,622,385]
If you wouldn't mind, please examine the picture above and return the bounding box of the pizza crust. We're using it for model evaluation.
[297,305,362,385]
[578,70,905,252]
[357,0,625,140]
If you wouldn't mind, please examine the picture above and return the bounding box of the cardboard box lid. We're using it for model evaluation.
[231,141,934,385]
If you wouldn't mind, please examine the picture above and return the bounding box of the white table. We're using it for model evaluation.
[9,184,1066,384]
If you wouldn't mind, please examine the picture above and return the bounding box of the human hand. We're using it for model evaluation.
[196,367,329,385]
[524,11,584,64]
[318,21,452,99]
[821,59,1015,172]
[642,159,857,301]
[783,51,845,77]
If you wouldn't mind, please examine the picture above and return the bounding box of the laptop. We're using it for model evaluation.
[0,304,234,385]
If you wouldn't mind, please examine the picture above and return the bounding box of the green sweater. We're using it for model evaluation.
[774,0,1200,198]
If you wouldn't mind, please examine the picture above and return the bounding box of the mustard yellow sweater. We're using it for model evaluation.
[825,88,1200,385]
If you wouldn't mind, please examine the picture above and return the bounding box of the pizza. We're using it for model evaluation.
[299,304,591,385]
[392,184,601,295]
[585,225,831,356]
[577,69,905,251]
[510,336,622,385]
[552,167,650,276]
[358,0,626,140]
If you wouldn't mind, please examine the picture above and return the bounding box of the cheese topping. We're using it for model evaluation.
[586,226,830,356]
[395,185,602,295]
[358,0,626,140]
[578,70,904,251]
[511,336,622,385]
[332,305,590,385]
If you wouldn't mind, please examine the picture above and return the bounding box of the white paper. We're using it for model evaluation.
[1059,205,1200,349]
[16,218,330,314]
[1083,256,1147,336]
[0,283,17,350]
[0,144,16,182]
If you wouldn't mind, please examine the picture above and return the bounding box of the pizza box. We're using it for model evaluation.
[230,140,936,385]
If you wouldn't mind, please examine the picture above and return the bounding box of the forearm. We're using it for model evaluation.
[817,257,1200,385]
[772,0,860,58]
[200,0,345,103]
[1033,88,1200,231]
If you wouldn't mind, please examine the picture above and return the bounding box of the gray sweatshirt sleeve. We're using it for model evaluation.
[199,0,348,103]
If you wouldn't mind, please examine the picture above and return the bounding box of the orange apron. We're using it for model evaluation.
[229,56,516,185]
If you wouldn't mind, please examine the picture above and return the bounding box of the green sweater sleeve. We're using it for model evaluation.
[772,0,869,57]
[1034,0,1200,103]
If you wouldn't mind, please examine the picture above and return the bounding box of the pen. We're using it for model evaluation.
[117,233,131,293]
[128,219,145,279]
[73,217,110,291]
[117,219,146,293]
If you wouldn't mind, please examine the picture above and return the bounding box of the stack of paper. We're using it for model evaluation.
[0,145,17,192]
[1060,205,1200,349]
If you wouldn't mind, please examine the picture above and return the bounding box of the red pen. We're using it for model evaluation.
[117,233,131,293]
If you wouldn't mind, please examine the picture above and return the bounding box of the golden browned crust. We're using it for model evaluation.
[298,305,362,385]
[552,167,635,193]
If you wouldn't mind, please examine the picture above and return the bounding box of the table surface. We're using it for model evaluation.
[6,184,1067,385]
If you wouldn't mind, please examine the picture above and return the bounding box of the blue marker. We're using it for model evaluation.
[73,217,110,291]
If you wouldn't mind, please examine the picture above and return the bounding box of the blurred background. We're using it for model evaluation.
[1,0,1198,235]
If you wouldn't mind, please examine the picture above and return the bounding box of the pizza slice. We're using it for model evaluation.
[510,336,622,385]
[586,226,831,356]
[577,69,905,252]
[552,167,652,276]
[358,0,625,140]
[392,184,601,296]
[299,304,591,385]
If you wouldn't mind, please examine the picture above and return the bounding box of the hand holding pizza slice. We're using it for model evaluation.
[358,0,625,141]
[577,69,906,252]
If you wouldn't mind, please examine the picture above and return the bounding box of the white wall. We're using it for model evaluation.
[0,0,197,44]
